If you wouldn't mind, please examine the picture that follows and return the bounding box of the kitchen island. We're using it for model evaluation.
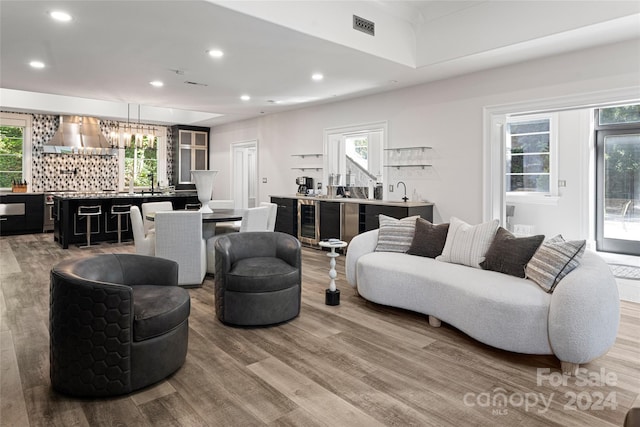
[53,192,199,248]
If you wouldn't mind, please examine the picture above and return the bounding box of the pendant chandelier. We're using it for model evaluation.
[110,104,156,149]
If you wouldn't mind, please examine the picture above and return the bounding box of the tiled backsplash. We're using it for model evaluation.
[13,113,175,192]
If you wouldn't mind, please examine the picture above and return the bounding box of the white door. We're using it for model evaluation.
[231,141,258,209]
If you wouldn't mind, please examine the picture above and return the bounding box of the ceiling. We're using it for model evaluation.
[1,0,639,127]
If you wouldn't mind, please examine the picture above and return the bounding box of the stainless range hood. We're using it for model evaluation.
[44,116,113,154]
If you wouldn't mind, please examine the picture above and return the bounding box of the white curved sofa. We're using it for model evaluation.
[346,229,620,374]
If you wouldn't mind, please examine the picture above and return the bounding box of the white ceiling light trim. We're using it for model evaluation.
[29,61,45,69]
[49,10,72,22]
[207,49,224,58]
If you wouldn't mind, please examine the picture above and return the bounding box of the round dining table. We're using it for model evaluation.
[145,209,244,223]
[146,209,245,240]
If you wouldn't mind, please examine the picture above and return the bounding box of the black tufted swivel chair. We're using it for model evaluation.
[49,254,190,397]
[214,232,301,326]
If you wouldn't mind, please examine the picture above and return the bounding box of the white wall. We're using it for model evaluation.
[210,38,640,228]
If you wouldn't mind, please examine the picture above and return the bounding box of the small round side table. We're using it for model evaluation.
[318,240,348,306]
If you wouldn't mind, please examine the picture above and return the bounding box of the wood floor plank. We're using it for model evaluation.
[0,330,29,426]
[0,233,638,426]
[247,356,386,427]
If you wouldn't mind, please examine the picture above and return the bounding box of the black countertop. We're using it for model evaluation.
[52,191,198,200]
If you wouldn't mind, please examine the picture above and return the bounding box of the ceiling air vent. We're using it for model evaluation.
[353,15,374,36]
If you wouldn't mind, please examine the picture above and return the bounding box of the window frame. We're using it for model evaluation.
[505,112,559,205]
[0,112,32,191]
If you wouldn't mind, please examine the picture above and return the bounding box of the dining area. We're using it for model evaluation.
[130,199,277,287]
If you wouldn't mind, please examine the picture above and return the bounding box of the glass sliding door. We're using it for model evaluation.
[595,105,640,255]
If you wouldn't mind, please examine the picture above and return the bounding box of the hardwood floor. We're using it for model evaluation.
[1,233,639,426]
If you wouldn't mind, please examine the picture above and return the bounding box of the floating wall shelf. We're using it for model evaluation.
[384,164,432,170]
[291,154,323,158]
[384,146,432,152]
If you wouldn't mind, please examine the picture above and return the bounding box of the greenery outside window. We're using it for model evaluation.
[118,126,167,190]
[124,135,157,187]
[505,113,558,202]
[0,113,31,190]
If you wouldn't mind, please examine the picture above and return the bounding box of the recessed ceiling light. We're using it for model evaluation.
[240,95,251,101]
[29,61,45,69]
[149,80,164,87]
[207,49,224,58]
[311,73,324,81]
[49,11,72,22]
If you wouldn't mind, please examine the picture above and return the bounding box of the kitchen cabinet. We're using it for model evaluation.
[319,201,340,240]
[54,193,199,248]
[0,194,44,235]
[271,197,297,236]
[171,125,210,190]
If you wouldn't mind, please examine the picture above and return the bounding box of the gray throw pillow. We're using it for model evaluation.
[407,218,449,258]
[479,227,544,278]
[525,235,586,293]
[375,215,419,253]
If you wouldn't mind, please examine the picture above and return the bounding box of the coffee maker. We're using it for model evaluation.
[296,176,313,195]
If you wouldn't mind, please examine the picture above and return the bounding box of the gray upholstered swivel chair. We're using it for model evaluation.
[49,254,190,397]
[214,231,301,326]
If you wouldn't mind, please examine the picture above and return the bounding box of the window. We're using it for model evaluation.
[0,113,31,189]
[505,113,557,200]
[117,126,167,190]
[345,133,369,171]
[124,135,157,187]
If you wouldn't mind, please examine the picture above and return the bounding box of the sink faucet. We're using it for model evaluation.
[397,181,408,202]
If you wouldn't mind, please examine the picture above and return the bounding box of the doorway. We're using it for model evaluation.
[595,105,640,255]
[231,140,258,209]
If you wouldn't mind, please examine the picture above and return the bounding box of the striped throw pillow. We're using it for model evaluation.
[436,217,499,268]
[375,215,419,253]
[525,235,586,293]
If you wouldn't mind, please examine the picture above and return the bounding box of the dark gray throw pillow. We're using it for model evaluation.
[480,227,545,278]
[407,218,449,258]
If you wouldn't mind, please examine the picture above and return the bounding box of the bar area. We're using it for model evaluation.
[53,192,198,249]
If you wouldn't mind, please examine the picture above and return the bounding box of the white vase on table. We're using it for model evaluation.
[191,170,218,213]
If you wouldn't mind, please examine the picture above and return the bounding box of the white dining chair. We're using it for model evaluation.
[141,201,173,235]
[260,202,278,232]
[155,210,207,287]
[206,205,271,274]
[130,206,155,256]
[210,199,239,234]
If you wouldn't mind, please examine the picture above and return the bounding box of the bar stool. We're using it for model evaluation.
[77,205,102,248]
[110,204,131,243]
